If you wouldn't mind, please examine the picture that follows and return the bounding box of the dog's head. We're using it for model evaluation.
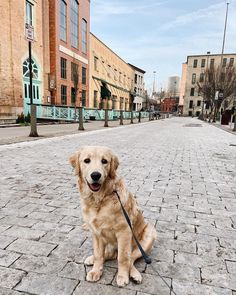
[69,146,119,193]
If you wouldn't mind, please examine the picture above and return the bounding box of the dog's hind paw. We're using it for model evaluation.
[84,255,94,266]
[116,274,129,287]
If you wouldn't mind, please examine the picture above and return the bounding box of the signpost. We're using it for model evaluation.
[25,23,38,137]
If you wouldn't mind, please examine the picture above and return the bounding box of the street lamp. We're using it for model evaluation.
[214,1,230,122]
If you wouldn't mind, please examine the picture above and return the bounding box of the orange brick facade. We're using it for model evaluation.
[49,0,90,107]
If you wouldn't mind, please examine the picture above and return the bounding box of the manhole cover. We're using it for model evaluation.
[229,144,236,147]
[184,124,202,127]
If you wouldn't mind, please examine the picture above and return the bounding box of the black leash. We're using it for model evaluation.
[114,190,178,295]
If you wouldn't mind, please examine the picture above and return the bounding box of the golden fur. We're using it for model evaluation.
[69,146,157,287]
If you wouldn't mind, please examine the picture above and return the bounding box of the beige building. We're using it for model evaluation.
[89,33,134,110]
[0,0,50,123]
[182,53,236,116]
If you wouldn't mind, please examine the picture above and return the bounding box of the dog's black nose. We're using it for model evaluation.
[91,171,101,181]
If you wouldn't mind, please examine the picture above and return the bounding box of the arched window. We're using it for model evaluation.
[23,58,38,79]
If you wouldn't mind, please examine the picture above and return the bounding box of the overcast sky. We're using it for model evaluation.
[90,1,236,93]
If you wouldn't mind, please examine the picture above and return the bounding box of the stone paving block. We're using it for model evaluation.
[174,251,223,268]
[156,220,195,233]
[32,221,74,233]
[146,260,200,282]
[0,225,11,234]
[27,211,64,223]
[15,273,78,295]
[11,254,67,274]
[59,215,84,226]
[50,238,88,262]
[0,266,25,289]
[7,238,57,256]
[40,231,69,244]
[225,260,236,274]
[196,225,236,239]
[172,279,232,295]
[202,264,236,290]
[0,249,21,267]
[3,225,46,240]
[0,288,28,295]
[219,238,236,250]
[59,262,86,281]
[0,216,37,227]
[73,281,136,295]
[0,235,16,249]
[156,237,197,253]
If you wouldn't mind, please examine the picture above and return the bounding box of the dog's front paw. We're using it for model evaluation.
[116,274,129,287]
[86,270,102,282]
[130,267,142,284]
[84,255,94,266]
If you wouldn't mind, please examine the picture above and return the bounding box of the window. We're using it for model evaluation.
[189,100,193,108]
[135,74,137,84]
[94,56,98,71]
[60,0,67,42]
[210,58,214,68]
[23,58,38,78]
[200,73,204,82]
[192,73,196,84]
[71,62,78,82]
[82,19,87,53]
[26,1,33,25]
[60,57,67,79]
[71,0,78,48]
[81,90,86,106]
[190,88,195,96]
[197,100,201,107]
[61,85,67,105]
[223,58,227,67]
[193,59,198,68]
[201,59,206,68]
[94,90,98,108]
[112,95,117,109]
[71,87,76,105]
[229,58,234,67]
[82,67,86,84]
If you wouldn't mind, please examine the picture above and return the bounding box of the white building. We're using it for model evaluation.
[168,76,180,97]
[182,53,236,116]
[128,64,146,111]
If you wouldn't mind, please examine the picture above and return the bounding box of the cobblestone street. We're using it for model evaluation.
[0,117,236,295]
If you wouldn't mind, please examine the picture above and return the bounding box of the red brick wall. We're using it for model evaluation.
[49,0,90,107]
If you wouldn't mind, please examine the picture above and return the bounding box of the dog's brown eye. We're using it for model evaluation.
[101,159,108,164]
[84,158,91,164]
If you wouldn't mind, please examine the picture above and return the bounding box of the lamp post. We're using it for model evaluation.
[214,1,230,122]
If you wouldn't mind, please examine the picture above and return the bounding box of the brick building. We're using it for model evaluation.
[89,33,134,110]
[0,0,50,123]
[161,98,178,113]
[49,0,90,108]
[0,0,90,123]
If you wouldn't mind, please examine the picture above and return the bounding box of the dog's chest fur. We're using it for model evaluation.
[81,195,119,237]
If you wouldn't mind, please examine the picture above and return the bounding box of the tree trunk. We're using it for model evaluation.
[78,107,84,130]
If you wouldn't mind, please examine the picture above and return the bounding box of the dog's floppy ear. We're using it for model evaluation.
[109,153,119,179]
[69,152,80,175]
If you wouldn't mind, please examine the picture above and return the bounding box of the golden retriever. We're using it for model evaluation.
[69,146,156,287]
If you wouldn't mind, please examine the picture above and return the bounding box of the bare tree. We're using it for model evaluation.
[71,61,79,121]
[197,65,236,121]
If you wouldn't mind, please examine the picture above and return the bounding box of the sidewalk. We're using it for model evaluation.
[0,117,151,145]
[0,117,235,295]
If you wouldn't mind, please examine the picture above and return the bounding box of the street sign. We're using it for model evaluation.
[25,23,34,42]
